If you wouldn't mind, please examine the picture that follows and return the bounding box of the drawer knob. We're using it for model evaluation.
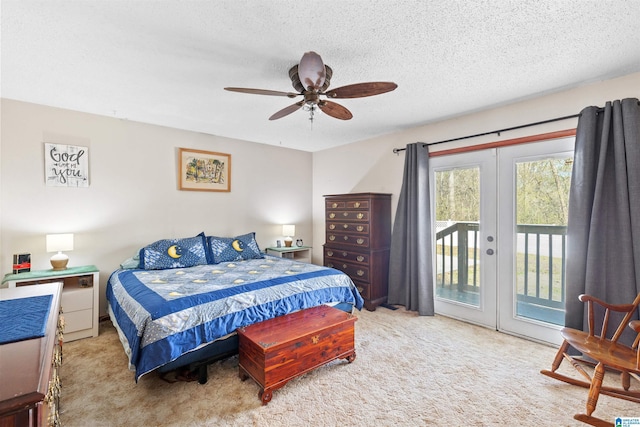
[357,213,364,219]
[327,251,334,256]
[357,270,365,276]
[343,224,349,229]
[327,263,334,268]
[357,256,364,262]
[343,236,349,241]
[329,224,335,230]
[357,226,364,232]
[357,238,364,244]
[357,287,364,293]
[311,335,320,344]
[329,235,335,241]
[332,202,338,208]
[343,212,349,217]
[354,202,361,208]
[343,264,348,269]
[329,213,335,219]
[342,252,348,257]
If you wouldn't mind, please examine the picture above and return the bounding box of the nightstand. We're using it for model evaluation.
[265,246,312,263]
[2,265,99,342]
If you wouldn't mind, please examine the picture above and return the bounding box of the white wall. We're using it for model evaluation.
[2,72,639,314]
[0,99,313,315]
[311,72,640,263]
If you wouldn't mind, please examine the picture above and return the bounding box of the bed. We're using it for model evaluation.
[106,232,364,383]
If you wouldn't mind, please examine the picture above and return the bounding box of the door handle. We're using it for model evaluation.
[486,249,494,255]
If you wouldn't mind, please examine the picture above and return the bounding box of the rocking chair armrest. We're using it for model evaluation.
[578,294,637,313]
[629,320,640,333]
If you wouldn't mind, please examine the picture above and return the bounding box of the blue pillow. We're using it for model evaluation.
[139,235,208,270]
[207,232,263,264]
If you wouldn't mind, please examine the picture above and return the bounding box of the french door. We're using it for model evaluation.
[430,137,574,345]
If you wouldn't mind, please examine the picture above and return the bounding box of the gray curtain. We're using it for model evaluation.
[565,98,640,334]
[388,143,434,315]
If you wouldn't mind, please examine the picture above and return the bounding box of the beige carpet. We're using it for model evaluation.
[60,307,639,426]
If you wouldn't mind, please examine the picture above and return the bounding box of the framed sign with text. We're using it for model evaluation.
[44,143,89,187]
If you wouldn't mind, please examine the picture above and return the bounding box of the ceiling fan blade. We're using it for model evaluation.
[324,82,398,99]
[318,101,353,120]
[297,51,326,91]
[224,87,300,98]
[269,101,305,120]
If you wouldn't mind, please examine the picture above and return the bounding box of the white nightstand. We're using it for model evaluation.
[265,246,312,263]
[2,265,100,342]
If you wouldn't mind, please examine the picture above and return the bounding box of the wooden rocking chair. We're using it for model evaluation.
[540,293,640,427]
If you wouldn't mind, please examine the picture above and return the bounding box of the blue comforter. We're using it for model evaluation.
[106,257,363,380]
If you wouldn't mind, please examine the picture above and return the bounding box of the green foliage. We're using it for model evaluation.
[435,157,572,226]
[516,158,572,225]
[435,167,480,222]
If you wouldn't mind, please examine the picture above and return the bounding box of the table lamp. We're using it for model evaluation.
[46,233,74,270]
[282,225,295,247]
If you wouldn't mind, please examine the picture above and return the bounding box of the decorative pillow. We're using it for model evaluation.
[119,254,140,270]
[139,235,208,270]
[207,232,263,264]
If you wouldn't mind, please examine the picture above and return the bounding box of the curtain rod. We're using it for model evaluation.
[392,113,580,154]
[393,100,640,154]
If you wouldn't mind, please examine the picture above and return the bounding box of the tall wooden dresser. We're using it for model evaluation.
[323,193,392,311]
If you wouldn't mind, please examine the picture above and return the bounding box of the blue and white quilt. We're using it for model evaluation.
[106,256,364,380]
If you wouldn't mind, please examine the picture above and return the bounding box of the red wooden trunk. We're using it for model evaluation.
[237,305,357,404]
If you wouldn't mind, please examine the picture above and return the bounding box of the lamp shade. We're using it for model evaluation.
[46,233,74,252]
[282,225,295,237]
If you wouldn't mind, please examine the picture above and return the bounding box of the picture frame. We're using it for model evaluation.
[44,143,90,187]
[178,148,231,192]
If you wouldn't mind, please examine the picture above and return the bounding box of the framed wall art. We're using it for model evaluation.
[44,143,89,187]
[178,148,231,192]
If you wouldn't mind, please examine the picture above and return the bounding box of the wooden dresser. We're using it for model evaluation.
[0,282,63,427]
[323,192,392,311]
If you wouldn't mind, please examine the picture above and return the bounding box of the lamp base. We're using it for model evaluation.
[50,252,69,271]
[284,237,293,247]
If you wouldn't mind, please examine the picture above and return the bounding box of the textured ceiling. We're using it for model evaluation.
[2,1,640,152]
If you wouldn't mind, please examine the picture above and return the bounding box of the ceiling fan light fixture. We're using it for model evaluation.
[302,104,317,125]
[225,52,397,122]
[297,51,326,91]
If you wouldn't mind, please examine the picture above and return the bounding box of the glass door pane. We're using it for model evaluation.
[514,156,572,325]
[434,166,481,307]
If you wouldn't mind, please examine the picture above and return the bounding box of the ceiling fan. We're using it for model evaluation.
[224,51,397,121]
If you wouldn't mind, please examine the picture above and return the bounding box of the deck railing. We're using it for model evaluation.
[435,222,567,315]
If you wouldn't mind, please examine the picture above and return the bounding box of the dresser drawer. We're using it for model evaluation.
[327,222,370,234]
[326,199,370,210]
[61,286,93,312]
[326,233,370,248]
[325,260,370,282]
[324,247,369,265]
[351,280,370,299]
[326,200,346,209]
[326,210,370,222]
[324,260,371,300]
[63,309,93,333]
